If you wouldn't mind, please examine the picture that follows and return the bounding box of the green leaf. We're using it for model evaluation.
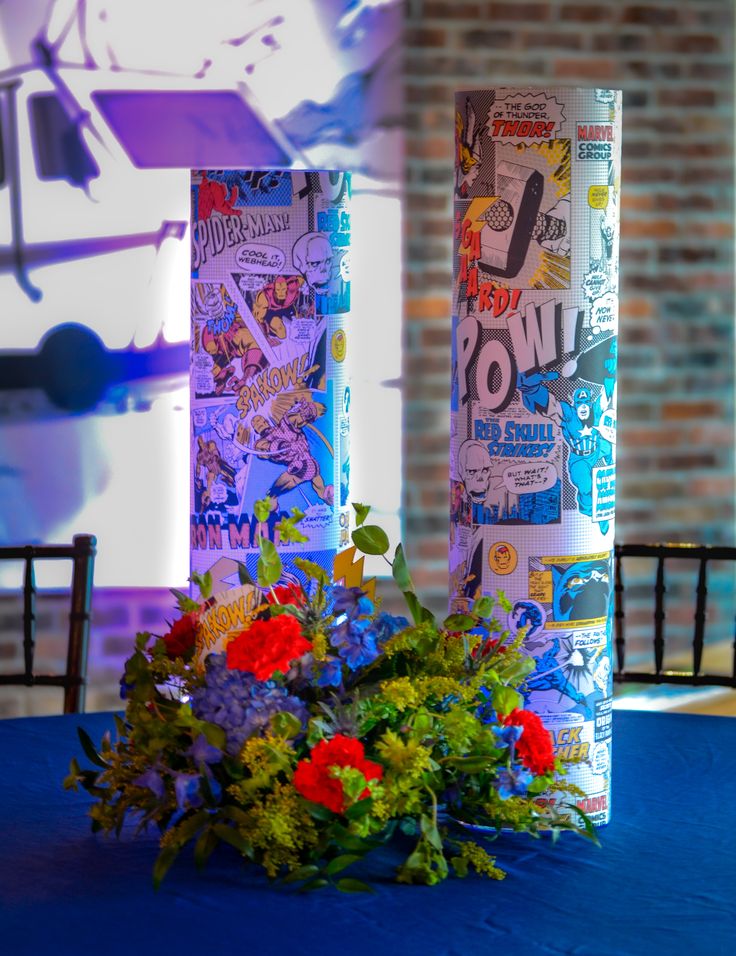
[331,824,369,852]
[303,800,335,822]
[294,557,330,586]
[301,878,330,892]
[257,536,282,587]
[495,590,513,613]
[212,823,253,857]
[170,588,200,612]
[193,827,218,869]
[282,864,320,884]
[564,803,601,846]
[344,797,374,821]
[402,590,436,626]
[236,562,255,586]
[325,853,362,876]
[169,809,209,848]
[443,613,475,632]
[63,757,82,790]
[254,496,273,523]
[392,543,413,592]
[270,710,303,739]
[352,502,371,527]
[491,684,522,716]
[152,846,179,890]
[77,727,108,769]
[191,570,212,600]
[352,525,389,556]
[336,878,375,894]
[473,595,495,618]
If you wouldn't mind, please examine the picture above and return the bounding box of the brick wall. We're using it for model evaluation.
[0,589,176,717]
[404,0,735,614]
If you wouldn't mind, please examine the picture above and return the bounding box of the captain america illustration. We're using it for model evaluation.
[517,370,613,533]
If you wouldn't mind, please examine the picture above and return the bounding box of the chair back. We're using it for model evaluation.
[0,534,96,713]
[614,542,736,687]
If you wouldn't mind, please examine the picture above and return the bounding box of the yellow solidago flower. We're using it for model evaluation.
[311,631,328,662]
[246,782,318,878]
[379,676,420,711]
[457,841,505,880]
[376,730,432,775]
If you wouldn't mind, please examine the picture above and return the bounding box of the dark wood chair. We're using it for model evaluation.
[0,534,96,713]
[614,542,736,688]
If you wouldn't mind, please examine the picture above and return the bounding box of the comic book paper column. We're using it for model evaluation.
[190,170,352,653]
[451,90,621,824]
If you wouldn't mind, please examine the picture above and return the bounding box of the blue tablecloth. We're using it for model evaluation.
[1,710,733,956]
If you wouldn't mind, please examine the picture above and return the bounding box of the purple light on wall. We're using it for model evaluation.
[92,90,294,169]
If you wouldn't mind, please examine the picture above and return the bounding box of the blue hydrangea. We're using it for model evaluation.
[191,653,308,755]
[330,616,380,671]
[372,611,410,647]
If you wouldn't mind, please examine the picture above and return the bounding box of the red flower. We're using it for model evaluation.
[162,612,199,659]
[293,734,384,814]
[266,583,307,607]
[503,708,556,775]
[226,614,311,681]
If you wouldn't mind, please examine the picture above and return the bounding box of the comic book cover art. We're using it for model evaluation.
[455,91,571,293]
[191,170,351,575]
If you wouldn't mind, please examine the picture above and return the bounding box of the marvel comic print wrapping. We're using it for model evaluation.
[451,90,621,824]
[190,170,352,643]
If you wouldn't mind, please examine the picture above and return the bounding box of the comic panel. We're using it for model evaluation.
[452,399,562,529]
[455,90,571,293]
[528,551,613,629]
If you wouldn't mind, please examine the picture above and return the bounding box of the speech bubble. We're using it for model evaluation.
[210,483,228,504]
[588,185,609,209]
[339,250,351,282]
[598,407,617,445]
[486,92,565,145]
[591,741,610,776]
[499,461,558,495]
[595,89,616,105]
[235,273,263,293]
[193,353,213,370]
[591,292,617,333]
[195,373,215,393]
[235,242,286,273]
[582,269,609,301]
[193,408,208,428]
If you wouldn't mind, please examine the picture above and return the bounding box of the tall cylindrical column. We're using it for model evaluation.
[450,89,621,825]
[190,170,352,619]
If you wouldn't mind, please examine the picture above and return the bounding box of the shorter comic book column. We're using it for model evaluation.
[190,170,352,607]
[451,89,622,824]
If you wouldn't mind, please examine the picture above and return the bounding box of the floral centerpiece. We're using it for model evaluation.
[67,503,596,891]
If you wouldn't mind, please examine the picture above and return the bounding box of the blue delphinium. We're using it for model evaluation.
[329,585,374,617]
[191,654,308,755]
[496,766,533,800]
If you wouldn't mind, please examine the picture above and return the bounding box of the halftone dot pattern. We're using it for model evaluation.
[190,171,353,592]
[451,89,622,824]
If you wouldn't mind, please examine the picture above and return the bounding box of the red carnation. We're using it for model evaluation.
[162,611,199,659]
[503,708,556,775]
[226,614,311,681]
[266,583,307,607]
[293,734,384,814]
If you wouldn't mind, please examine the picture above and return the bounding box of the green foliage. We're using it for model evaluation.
[257,536,282,587]
[70,503,598,892]
[352,525,389,556]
